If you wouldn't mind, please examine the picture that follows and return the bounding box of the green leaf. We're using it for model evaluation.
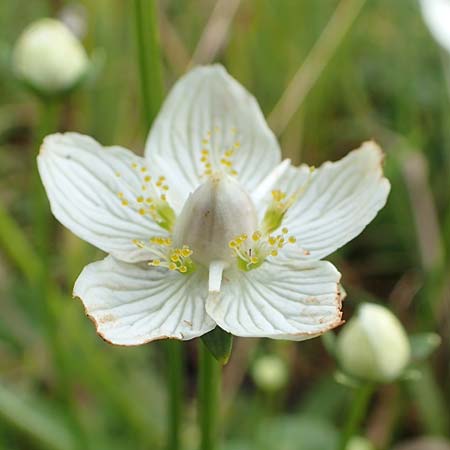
[409,333,441,362]
[201,327,233,365]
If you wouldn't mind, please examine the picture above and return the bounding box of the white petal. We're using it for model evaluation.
[420,0,450,54]
[206,260,343,340]
[276,141,390,260]
[74,256,215,346]
[38,132,175,263]
[145,65,281,203]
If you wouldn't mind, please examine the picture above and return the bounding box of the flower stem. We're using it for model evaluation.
[34,99,59,261]
[165,341,183,450]
[337,382,375,450]
[198,342,221,450]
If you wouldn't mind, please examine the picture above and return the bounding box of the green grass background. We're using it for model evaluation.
[0,0,449,449]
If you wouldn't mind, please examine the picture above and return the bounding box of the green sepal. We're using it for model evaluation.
[409,333,441,362]
[201,327,233,365]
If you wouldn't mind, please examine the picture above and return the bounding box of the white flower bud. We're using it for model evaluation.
[251,354,289,392]
[174,173,257,266]
[336,303,410,383]
[12,18,88,95]
[420,0,450,54]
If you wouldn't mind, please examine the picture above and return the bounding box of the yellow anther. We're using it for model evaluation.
[200,156,208,163]
[141,167,147,173]
[179,266,187,273]
[118,192,124,198]
[152,259,161,266]
[131,163,138,169]
[161,194,167,201]
[171,254,180,262]
[252,231,261,241]
[168,263,177,271]
[224,149,234,158]
[282,227,288,234]
[145,197,153,204]
[288,236,297,244]
[144,175,151,182]
[121,200,129,206]
[229,240,237,248]
[142,185,147,191]
[181,248,192,257]
[268,236,276,246]
[271,250,278,257]
[137,196,144,203]
[162,185,169,191]
[201,149,209,156]
[250,256,259,264]
[138,208,145,215]
[234,141,241,148]
[230,169,238,176]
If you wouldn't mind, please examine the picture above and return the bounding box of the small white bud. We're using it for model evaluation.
[12,18,88,95]
[251,354,289,392]
[420,0,450,54]
[336,303,411,383]
[174,174,257,266]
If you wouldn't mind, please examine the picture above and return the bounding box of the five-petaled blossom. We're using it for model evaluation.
[38,65,390,346]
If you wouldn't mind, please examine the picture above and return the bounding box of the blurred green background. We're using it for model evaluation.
[0,0,449,449]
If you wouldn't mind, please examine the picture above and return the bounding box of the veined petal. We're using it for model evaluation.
[74,256,215,346]
[38,132,176,263]
[206,260,343,340]
[145,65,281,203]
[275,141,390,261]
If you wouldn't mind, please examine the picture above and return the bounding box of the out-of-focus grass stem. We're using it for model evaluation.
[268,0,366,136]
[133,0,164,127]
[133,2,183,449]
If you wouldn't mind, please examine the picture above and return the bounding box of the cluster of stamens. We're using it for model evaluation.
[199,127,241,177]
[132,237,195,274]
[229,227,297,271]
[116,161,175,231]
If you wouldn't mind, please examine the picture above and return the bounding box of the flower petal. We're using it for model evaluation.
[38,132,175,263]
[206,260,343,340]
[276,141,390,260]
[74,256,215,346]
[145,65,281,202]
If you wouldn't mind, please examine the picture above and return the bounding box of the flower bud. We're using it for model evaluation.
[336,303,410,383]
[174,174,257,266]
[12,18,88,96]
[251,354,289,392]
[420,0,450,54]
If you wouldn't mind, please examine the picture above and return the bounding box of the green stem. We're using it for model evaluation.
[198,342,221,450]
[133,0,164,127]
[337,383,375,450]
[33,99,59,261]
[165,341,183,450]
[132,2,182,449]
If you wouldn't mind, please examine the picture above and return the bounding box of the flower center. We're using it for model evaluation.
[173,172,257,266]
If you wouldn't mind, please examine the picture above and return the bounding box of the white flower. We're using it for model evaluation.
[336,303,411,382]
[37,65,390,346]
[12,18,88,95]
[420,0,450,54]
